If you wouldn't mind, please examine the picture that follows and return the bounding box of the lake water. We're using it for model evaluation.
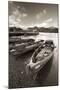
[23,33,58,47]
[9,33,58,88]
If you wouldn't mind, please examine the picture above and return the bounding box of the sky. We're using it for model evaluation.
[8,1,58,29]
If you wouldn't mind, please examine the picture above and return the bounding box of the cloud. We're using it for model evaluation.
[43,9,46,14]
[45,18,53,23]
[36,9,47,19]
[36,10,53,27]
[36,18,53,27]
[9,7,28,27]
[22,13,28,17]
[40,18,53,27]
[40,22,48,27]
[36,22,48,27]
[36,13,42,19]
[9,1,28,27]
[12,9,28,18]
[9,15,19,27]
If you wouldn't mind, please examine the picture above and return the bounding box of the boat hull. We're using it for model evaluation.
[26,46,54,80]
[10,41,44,55]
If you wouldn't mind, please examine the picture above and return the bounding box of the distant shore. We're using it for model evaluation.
[9,27,58,34]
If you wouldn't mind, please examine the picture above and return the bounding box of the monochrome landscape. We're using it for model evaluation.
[9,1,58,88]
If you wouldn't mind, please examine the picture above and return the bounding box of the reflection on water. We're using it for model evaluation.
[9,33,58,88]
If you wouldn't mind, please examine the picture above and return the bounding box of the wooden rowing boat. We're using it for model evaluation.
[26,40,55,80]
[10,40,44,55]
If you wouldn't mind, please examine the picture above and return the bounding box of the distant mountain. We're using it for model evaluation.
[9,26,58,33]
[9,27,24,32]
[27,26,58,33]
